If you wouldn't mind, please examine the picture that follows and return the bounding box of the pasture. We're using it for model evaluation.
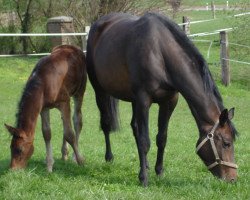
[0,57,249,199]
[0,10,250,200]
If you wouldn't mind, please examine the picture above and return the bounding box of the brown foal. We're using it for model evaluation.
[5,45,87,172]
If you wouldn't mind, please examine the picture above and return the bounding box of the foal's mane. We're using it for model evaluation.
[15,59,44,128]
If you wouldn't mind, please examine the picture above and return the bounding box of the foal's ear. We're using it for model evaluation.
[4,124,20,137]
[228,107,235,120]
[219,109,229,126]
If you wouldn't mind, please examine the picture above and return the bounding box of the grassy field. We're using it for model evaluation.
[0,8,250,200]
[0,57,249,199]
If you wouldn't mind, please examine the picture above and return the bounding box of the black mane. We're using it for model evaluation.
[148,12,224,110]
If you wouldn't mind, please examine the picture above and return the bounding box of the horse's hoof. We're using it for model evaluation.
[139,171,148,187]
[105,153,114,162]
[155,166,164,176]
[139,178,148,187]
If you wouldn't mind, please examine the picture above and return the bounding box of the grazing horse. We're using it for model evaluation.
[86,12,238,186]
[5,45,87,172]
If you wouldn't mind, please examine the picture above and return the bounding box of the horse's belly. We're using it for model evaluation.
[95,65,133,101]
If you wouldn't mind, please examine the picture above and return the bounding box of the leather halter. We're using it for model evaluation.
[196,121,238,170]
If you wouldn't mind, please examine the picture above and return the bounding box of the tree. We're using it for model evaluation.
[13,0,33,53]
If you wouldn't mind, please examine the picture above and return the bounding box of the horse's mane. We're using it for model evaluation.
[15,62,43,128]
[147,13,239,139]
[147,12,224,110]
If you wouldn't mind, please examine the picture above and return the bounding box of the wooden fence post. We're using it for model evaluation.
[82,26,90,51]
[211,1,216,19]
[220,31,230,86]
[182,16,190,34]
[47,16,75,48]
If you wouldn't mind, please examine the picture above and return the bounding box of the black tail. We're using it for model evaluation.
[106,96,120,132]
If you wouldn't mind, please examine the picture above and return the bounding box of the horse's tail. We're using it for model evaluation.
[104,96,120,132]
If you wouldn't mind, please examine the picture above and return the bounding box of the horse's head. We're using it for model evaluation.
[5,124,34,170]
[196,108,238,182]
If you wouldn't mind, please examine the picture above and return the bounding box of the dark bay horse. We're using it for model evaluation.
[5,45,87,172]
[86,12,238,186]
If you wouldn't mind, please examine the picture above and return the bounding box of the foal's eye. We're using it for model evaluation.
[14,148,22,154]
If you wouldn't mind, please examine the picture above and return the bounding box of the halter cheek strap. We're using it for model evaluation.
[196,121,238,170]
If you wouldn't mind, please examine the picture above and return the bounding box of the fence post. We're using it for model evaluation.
[47,16,75,48]
[82,26,90,51]
[220,31,230,86]
[182,16,190,34]
[211,1,216,19]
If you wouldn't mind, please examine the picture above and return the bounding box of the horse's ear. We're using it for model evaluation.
[228,108,235,120]
[4,124,20,137]
[219,109,228,126]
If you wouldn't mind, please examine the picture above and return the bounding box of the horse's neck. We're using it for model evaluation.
[17,89,44,135]
[177,71,221,134]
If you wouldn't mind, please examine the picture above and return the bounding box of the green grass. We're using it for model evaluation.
[0,53,249,200]
[0,8,250,200]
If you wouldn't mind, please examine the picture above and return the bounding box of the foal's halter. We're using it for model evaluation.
[196,121,238,170]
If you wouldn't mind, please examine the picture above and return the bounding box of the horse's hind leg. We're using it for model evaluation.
[41,109,54,172]
[59,101,84,165]
[95,91,119,162]
[155,93,178,176]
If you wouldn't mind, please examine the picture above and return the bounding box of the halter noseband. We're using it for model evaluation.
[196,121,238,170]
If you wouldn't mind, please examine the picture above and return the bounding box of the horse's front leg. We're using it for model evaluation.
[135,92,152,186]
[155,94,178,176]
[131,102,149,169]
[41,109,54,172]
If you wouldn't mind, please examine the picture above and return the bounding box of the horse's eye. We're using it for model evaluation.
[223,141,231,148]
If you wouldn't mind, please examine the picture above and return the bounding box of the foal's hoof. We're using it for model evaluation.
[76,155,85,166]
[62,155,69,161]
[47,166,53,173]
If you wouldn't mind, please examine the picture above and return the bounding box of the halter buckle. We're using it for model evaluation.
[207,133,214,139]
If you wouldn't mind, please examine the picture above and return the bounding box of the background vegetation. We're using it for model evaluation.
[0,0,249,53]
[0,0,249,199]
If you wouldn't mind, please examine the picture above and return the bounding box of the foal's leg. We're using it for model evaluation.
[155,94,178,176]
[135,91,152,186]
[41,109,54,172]
[72,93,84,161]
[59,101,84,165]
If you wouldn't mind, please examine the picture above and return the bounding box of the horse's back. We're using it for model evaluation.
[87,13,176,102]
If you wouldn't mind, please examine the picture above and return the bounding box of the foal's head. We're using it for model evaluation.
[196,108,238,182]
[5,124,34,169]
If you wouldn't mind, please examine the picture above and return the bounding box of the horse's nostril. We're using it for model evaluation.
[230,178,237,183]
